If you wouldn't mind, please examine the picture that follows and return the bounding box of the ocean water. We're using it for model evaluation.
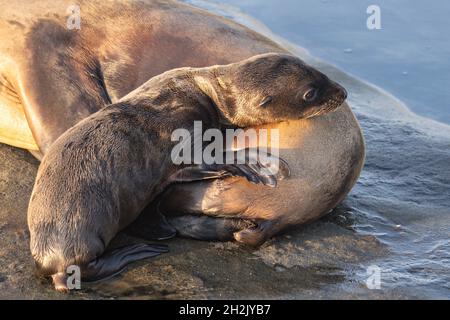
[207,0,450,125]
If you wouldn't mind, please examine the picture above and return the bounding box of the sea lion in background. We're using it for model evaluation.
[28,53,347,292]
[0,1,364,247]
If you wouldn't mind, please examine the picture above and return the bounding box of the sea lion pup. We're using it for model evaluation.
[28,53,347,292]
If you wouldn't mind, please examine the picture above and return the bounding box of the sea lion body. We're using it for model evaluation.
[28,54,347,291]
[0,2,364,251]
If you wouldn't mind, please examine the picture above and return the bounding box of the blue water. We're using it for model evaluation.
[216,0,450,124]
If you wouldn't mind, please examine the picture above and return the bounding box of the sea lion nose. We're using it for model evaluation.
[334,83,347,100]
[341,87,348,100]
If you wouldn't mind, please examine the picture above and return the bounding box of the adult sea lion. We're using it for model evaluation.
[0,1,364,246]
[28,53,347,292]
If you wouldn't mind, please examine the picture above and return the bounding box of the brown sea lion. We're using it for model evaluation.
[0,1,364,248]
[28,53,347,292]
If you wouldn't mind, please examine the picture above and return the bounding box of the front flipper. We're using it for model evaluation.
[166,214,256,241]
[169,149,291,188]
[83,243,168,281]
[125,204,177,241]
[18,21,112,154]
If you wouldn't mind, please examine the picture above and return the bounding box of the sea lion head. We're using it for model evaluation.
[208,53,347,127]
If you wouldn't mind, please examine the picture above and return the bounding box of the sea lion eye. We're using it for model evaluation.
[303,88,317,102]
[259,96,273,107]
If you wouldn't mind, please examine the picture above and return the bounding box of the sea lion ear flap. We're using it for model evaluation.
[259,96,273,107]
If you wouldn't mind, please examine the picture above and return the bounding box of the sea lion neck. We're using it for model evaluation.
[192,68,238,127]
[113,78,221,131]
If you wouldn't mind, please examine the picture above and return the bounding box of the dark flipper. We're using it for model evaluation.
[83,243,168,281]
[169,150,291,188]
[52,243,168,292]
[168,214,276,247]
[167,214,255,241]
[125,204,177,241]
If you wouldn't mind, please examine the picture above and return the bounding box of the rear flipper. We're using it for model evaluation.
[52,243,168,293]
[167,214,256,241]
[233,220,278,247]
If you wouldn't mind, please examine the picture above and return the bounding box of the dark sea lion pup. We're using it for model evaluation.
[28,53,347,292]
